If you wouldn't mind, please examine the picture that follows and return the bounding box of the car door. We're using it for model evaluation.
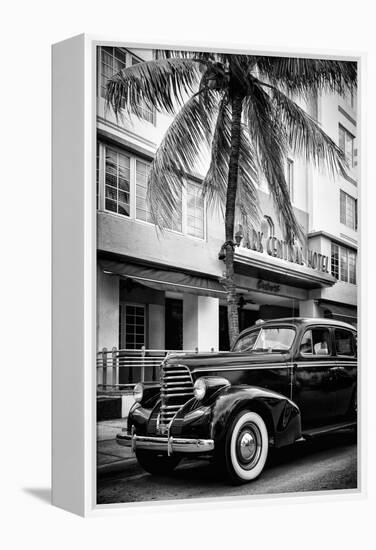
[293,325,337,428]
[333,328,357,418]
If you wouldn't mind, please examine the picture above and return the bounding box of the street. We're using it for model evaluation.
[97,429,357,504]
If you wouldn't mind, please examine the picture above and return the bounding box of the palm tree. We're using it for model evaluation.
[106,51,357,346]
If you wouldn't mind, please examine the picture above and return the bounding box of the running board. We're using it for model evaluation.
[302,421,356,439]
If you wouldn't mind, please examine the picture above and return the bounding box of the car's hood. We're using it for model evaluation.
[165,350,290,370]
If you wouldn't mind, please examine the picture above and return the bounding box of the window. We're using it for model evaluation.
[99,46,127,105]
[348,250,356,284]
[98,46,155,124]
[331,243,339,280]
[300,330,313,354]
[300,328,331,356]
[233,330,260,352]
[340,190,357,230]
[119,304,145,350]
[104,147,130,216]
[130,56,155,123]
[187,181,204,238]
[340,247,350,283]
[135,160,152,223]
[339,124,355,167]
[233,327,296,352]
[286,159,294,200]
[98,142,205,239]
[135,161,183,231]
[334,329,356,357]
[331,242,357,284]
[345,89,356,111]
[163,187,183,233]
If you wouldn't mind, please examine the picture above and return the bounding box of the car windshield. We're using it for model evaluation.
[233,327,296,352]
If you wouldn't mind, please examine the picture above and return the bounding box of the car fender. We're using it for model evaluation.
[209,385,302,448]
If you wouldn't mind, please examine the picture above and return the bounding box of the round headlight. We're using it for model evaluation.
[193,378,207,401]
[133,382,144,403]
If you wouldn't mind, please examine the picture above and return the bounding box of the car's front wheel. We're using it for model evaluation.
[136,451,181,476]
[224,410,269,484]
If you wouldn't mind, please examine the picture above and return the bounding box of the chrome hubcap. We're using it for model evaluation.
[236,422,262,470]
[239,432,256,461]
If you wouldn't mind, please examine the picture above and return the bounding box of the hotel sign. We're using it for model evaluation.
[242,230,330,274]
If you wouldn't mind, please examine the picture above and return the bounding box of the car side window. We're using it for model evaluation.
[300,328,331,356]
[335,329,356,357]
[233,330,259,352]
[300,330,313,354]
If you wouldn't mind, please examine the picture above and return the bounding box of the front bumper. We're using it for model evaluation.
[116,432,214,455]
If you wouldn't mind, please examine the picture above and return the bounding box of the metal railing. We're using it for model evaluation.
[97,346,217,393]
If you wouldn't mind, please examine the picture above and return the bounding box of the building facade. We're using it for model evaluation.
[96,46,358,387]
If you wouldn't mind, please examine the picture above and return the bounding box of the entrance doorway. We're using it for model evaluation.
[165,298,183,350]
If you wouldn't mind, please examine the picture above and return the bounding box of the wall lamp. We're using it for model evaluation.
[234,230,243,246]
[218,230,243,260]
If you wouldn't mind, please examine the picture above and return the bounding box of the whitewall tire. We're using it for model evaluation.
[225,410,269,484]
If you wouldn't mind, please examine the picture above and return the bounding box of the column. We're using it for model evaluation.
[148,304,165,350]
[183,294,219,351]
[299,299,321,318]
[97,267,119,386]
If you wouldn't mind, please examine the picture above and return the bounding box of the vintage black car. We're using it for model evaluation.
[116,317,357,484]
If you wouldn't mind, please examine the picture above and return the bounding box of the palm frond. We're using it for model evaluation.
[155,49,230,65]
[106,57,203,118]
[256,57,357,97]
[243,81,304,244]
[260,80,348,176]
[202,97,260,233]
[236,125,261,236]
[202,96,231,212]
[146,90,220,228]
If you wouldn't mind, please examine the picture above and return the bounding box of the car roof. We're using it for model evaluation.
[242,317,356,332]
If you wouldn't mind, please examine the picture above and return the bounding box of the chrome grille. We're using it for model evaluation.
[159,363,194,433]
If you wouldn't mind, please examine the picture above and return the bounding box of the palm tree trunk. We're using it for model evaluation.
[224,93,243,347]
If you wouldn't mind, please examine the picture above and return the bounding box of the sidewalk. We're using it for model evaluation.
[97,419,135,475]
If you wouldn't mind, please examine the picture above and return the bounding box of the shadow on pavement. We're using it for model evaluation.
[267,428,357,468]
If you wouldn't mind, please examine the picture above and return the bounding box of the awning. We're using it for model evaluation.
[320,301,357,326]
[100,259,227,298]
